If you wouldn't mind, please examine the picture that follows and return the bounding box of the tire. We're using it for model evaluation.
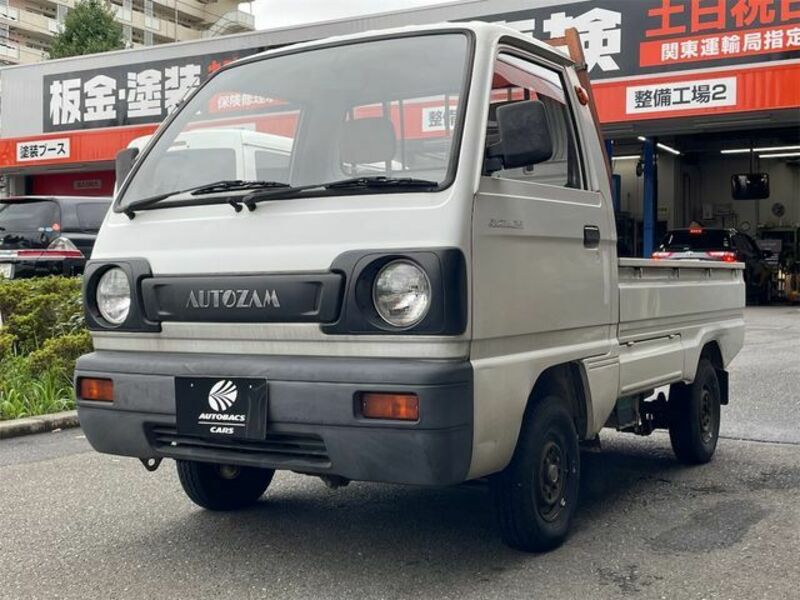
[490,394,580,553]
[668,359,721,465]
[176,460,274,511]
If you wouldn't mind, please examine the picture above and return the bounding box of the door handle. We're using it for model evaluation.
[583,225,600,249]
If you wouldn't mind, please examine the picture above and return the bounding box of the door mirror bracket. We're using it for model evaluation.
[115,147,140,191]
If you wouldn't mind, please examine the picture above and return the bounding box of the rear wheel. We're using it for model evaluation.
[490,394,580,552]
[176,460,274,511]
[668,359,721,464]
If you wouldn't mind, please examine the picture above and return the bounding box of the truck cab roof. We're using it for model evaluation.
[227,21,574,74]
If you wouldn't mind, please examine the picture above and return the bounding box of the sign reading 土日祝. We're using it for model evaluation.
[43,48,264,133]
[486,0,800,78]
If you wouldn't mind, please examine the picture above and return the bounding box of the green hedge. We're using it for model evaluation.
[0,277,92,420]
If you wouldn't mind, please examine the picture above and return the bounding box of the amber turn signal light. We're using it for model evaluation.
[78,377,114,402]
[361,392,419,421]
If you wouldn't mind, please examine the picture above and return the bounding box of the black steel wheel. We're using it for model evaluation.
[668,358,722,464]
[176,460,274,511]
[490,393,580,552]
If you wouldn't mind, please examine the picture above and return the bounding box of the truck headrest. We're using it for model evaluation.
[340,117,397,165]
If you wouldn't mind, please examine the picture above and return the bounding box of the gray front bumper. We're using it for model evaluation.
[75,351,473,486]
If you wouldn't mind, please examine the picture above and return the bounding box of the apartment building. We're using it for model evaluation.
[0,0,254,65]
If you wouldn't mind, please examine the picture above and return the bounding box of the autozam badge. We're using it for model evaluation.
[186,288,281,309]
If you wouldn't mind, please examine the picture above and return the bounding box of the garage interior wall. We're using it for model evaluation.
[612,153,799,233]
[689,157,800,230]
[612,154,678,229]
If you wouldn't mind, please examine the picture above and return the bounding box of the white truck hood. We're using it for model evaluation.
[94,190,469,275]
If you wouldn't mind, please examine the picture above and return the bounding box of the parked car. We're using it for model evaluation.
[654,227,773,303]
[75,23,745,553]
[0,196,111,280]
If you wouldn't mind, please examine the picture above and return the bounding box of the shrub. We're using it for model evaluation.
[27,331,93,377]
[0,332,13,360]
[0,277,85,355]
[0,276,90,420]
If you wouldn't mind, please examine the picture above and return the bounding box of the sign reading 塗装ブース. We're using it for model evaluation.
[16,138,70,162]
[43,48,263,134]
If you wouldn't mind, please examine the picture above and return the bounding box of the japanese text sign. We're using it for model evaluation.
[43,48,263,133]
[16,138,70,162]
[487,0,800,79]
[626,77,737,114]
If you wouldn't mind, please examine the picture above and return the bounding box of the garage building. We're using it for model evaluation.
[0,0,798,262]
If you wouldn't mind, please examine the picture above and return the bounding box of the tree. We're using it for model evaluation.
[49,0,124,60]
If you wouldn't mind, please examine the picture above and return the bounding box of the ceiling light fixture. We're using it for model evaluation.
[637,136,681,156]
[720,145,800,155]
[758,152,800,159]
[657,142,681,156]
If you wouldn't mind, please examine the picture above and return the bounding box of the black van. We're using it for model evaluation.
[0,196,111,280]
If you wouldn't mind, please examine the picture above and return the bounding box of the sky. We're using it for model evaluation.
[249,0,457,30]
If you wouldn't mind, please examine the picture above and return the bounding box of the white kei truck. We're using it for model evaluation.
[76,22,745,552]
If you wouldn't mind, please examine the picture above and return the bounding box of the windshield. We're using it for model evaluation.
[118,33,471,209]
[0,200,60,231]
[659,230,732,251]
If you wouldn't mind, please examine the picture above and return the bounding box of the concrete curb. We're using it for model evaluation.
[0,410,80,440]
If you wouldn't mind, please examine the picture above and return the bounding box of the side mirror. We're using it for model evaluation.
[115,147,140,188]
[485,100,553,174]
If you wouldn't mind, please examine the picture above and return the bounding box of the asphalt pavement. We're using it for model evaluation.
[1,307,798,600]
[723,306,800,444]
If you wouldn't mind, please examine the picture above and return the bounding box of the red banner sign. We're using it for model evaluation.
[593,60,800,122]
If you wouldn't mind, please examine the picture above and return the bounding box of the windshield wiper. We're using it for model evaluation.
[324,176,439,190]
[124,176,441,217]
[239,176,440,212]
[123,180,291,218]
[189,180,290,196]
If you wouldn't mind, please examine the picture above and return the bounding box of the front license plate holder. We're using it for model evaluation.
[175,377,267,441]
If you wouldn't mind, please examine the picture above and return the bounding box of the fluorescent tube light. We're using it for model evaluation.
[759,152,800,159]
[611,155,640,161]
[657,142,681,156]
[721,145,800,155]
[637,136,681,156]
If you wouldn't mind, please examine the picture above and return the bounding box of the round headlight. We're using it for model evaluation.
[373,260,431,328]
[96,267,131,326]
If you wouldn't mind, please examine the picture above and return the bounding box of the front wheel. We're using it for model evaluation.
[176,460,274,511]
[490,394,580,553]
[668,359,721,464]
